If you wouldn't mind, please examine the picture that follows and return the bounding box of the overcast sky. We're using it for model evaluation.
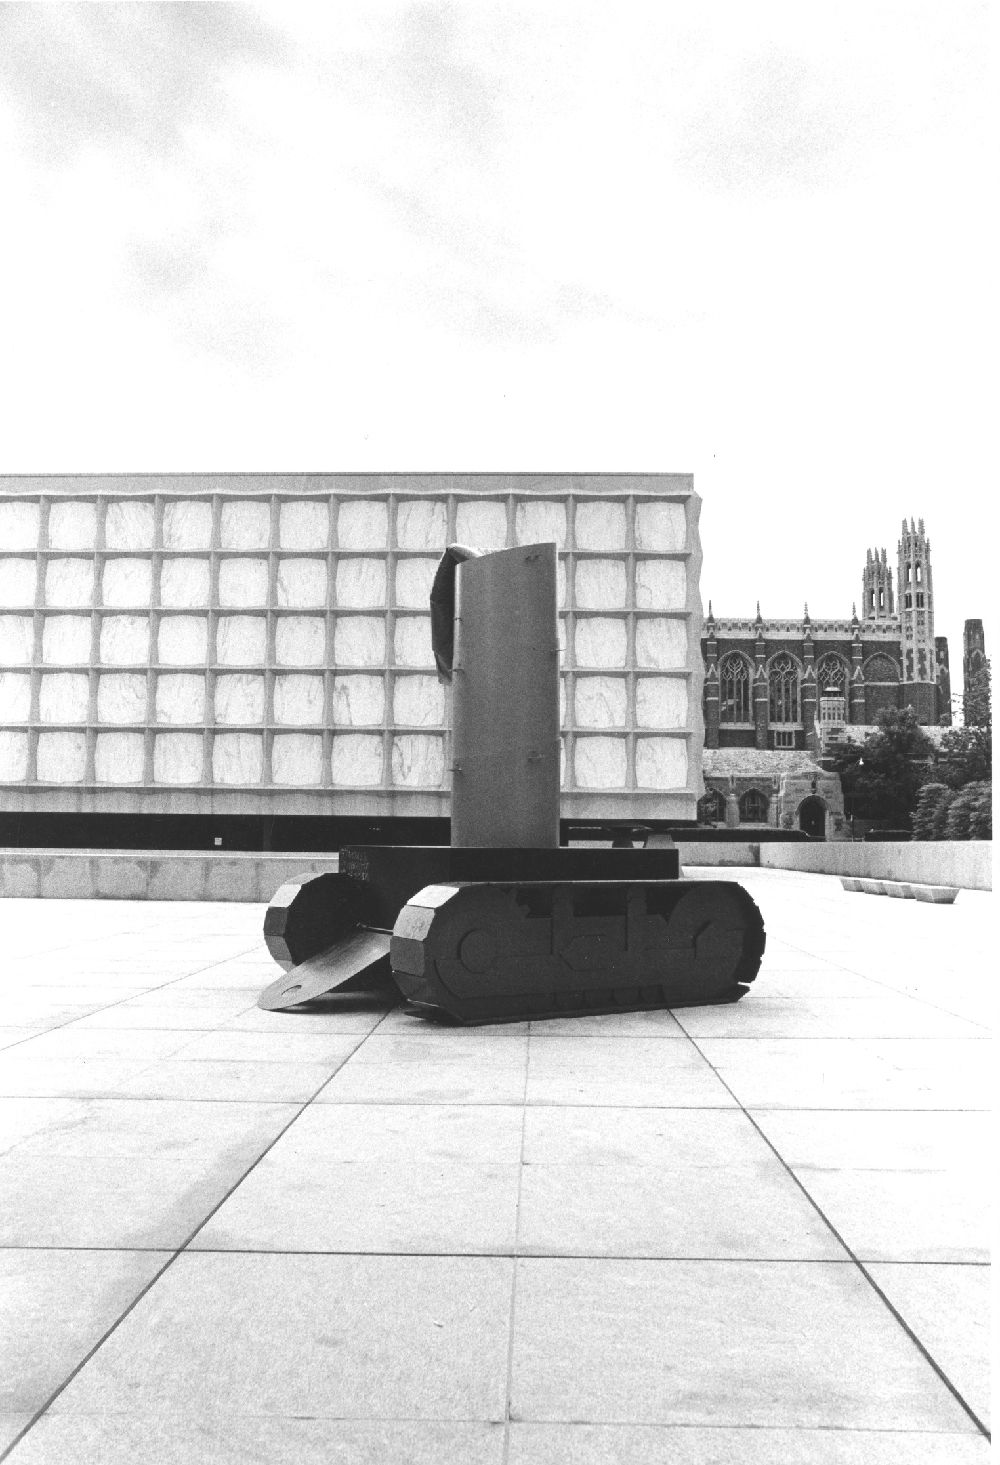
[0,1,992,693]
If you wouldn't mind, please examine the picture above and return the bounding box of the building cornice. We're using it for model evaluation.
[708,617,900,639]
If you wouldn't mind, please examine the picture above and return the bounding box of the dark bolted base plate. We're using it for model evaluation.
[390,878,766,1024]
[339,844,680,929]
[258,929,392,1011]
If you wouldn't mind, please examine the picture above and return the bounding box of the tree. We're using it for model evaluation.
[964,656,992,729]
[969,782,992,839]
[831,707,934,830]
[912,782,951,840]
[944,785,979,840]
[936,724,991,789]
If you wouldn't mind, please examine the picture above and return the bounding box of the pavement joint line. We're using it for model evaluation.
[683,1029,992,1442]
[1,1244,990,1265]
[501,1026,533,1464]
[505,1424,986,1433]
[87,1249,929,1263]
[0,1002,397,1465]
[0,948,266,1056]
[8,1413,990,1435]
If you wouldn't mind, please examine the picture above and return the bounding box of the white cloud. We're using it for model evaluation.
[0,0,990,683]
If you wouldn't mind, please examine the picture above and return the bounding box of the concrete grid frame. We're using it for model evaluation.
[0,473,706,824]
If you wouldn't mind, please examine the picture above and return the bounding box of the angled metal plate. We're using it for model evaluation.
[258,929,392,1011]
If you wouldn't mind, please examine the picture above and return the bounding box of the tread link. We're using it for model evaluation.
[390,878,766,1024]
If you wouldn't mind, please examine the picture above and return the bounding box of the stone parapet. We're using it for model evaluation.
[0,849,337,902]
[760,841,991,891]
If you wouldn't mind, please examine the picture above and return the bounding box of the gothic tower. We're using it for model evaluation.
[862,546,894,620]
[896,517,938,719]
[963,619,988,725]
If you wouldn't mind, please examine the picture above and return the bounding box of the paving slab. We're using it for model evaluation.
[0,1098,295,1247]
[750,1108,991,1170]
[9,1029,198,1062]
[111,1058,349,1103]
[3,1416,506,1465]
[0,1249,167,1415]
[507,1424,991,1463]
[0,995,127,1028]
[0,1420,34,1458]
[47,1253,513,1422]
[317,1039,530,1105]
[217,1004,391,1034]
[675,997,987,1039]
[195,1156,522,1254]
[346,1032,532,1064]
[509,1257,977,1429]
[522,1104,774,1167]
[789,1166,990,1261]
[0,1030,48,1051]
[516,1159,845,1259]
[527,1010,685,1035]
[167,1030,368,1064]
[0,1057,163,1100]
[694,1037,985,1109]
[866,1262,991,1428]
[377,1007,529,1035]
[525,1034,736,1107]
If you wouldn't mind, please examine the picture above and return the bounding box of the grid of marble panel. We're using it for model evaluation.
[0,491,701,799]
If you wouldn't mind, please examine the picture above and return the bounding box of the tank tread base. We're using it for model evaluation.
[390,877,765,1025]
[400,976,751,1026]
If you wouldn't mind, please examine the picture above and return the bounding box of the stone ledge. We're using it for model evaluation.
[0,850,337,903]
[760,841,991,892]
[841,876,959,903]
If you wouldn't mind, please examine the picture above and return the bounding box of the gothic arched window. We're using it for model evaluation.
[738,788,769,823]
[864,654,900,682]
[719,653,751,723]
[814,654,848,694]
[768,653,799,724]
[697,789,725,824]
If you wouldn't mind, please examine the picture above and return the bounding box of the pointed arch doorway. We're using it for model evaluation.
[798,797,826,838]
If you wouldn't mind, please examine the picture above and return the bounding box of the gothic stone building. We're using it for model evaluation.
[700,519,950,839]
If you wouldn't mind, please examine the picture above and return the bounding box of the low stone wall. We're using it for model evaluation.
[676,842,762,867]
[759,841,992,891]
[0,850,336,903]
[0,841,991,899]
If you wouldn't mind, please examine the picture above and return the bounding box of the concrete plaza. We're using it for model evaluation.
[0,867,992,1463]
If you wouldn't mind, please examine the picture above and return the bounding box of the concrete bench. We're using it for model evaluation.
[841,876,958,903]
